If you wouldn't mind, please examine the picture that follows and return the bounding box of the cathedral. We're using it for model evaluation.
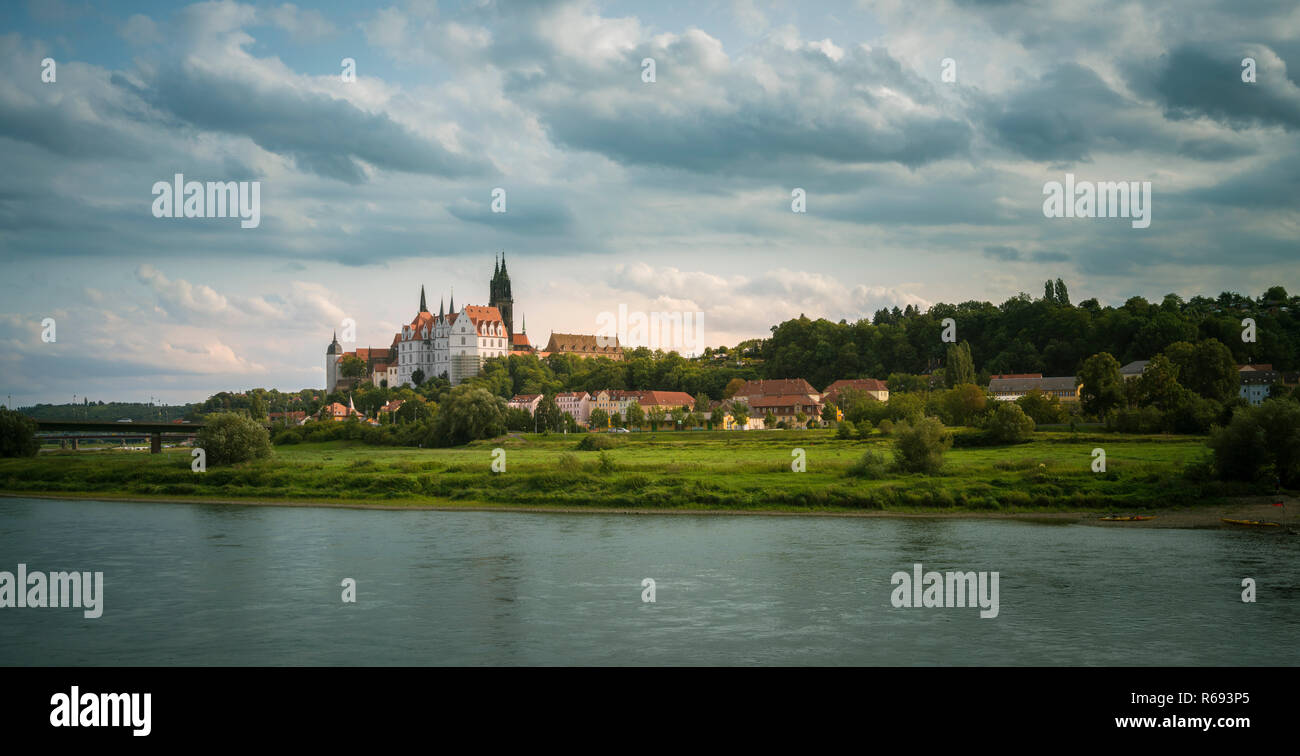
[326,254,534,392]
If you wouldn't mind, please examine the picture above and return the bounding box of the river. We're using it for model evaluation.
[1,497,1296,665]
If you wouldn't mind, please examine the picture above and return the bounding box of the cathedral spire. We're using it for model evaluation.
[500,250,507,273]
[439,298,444,318]
[419,285,428,313]
[494,256,499,277]
[449,288,455,314]
[521,314,526,334]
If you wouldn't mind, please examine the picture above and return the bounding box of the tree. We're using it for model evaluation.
[1163,339,1237,402]
[1133,354,1183,410]
[430,385,506,445]
[1044,279,1056,303]
[730,402,749,429]
[670,406,688,429]
[763,411,777,428]
[724,378,746,398]
[837,420,856,439]
[1016,389,1066,424]
[887,393,924,423]
[411,369,426,387]
[535,395,564,432]
[709,407,724,429]
[942,383,987,426]
[196,412,273,466]
[626,403,645,430]
[648,407,667,431]
[892,417,953,474]
[821,403,839,425]
[611,411,623,428]
[589,408,609,429]
[248,392,267,421]
[0,408,39,458]
[944,341,976,388]
[1054,278,1069,306]
[987,402,1036,443]
[1208,399,1300,486]
[1078,352,1125,416]
[340,355,367,380]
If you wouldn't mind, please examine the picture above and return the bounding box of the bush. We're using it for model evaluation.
[846,449,889,479]
[0,408,39,458]
[1208,399,1300,486]
[195,412,273,466]
[987,402,1036,444]
[836,421,856,440]
[576,434,618,451]
[597,451,617,474]
[892,416,953,474]
[856,420,874,439]
[877,419,895,436]
[556,453,583,473]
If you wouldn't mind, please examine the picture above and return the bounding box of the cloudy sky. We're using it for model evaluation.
[2,0,1298,405]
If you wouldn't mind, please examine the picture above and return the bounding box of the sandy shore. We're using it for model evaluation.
[3,491,1295,530]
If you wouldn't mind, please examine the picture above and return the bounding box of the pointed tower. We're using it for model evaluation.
[488,252,514,340]
[439,298,445,318]
[449,288,455,314]
[419,286,428,313]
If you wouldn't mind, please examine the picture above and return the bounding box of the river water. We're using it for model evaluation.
[0,497,1296,666]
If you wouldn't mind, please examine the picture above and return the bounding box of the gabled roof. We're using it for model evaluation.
[989,376,1077,392]
[637,390,696,407]
[736,378,818,398]
[544,333,622,353]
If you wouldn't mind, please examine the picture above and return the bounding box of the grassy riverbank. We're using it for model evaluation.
[0,429,1268,515]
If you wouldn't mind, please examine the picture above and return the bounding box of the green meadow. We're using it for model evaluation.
[0,429,1248,513]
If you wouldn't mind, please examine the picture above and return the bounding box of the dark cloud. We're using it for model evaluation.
[1137,44,1300,131]
[125,66,493,184]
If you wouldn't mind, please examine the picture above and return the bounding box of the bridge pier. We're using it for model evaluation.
[70,438,78,450]
[150,433,162,454]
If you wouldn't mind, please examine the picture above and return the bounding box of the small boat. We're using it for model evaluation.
[1221,518,1282,528]
[1099,515,1156,521]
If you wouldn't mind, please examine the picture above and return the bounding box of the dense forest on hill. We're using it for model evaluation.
[760,283,1297,390]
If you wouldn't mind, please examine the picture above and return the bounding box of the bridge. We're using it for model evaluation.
[34,420,206,454]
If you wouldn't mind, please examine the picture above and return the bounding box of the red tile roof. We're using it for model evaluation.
[637,390,696,408]
[736,379,817,398]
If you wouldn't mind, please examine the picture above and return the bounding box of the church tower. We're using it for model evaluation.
[325,331,342,392]
[489,252,515,340]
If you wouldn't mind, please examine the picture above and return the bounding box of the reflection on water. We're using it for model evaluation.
[0,498,1296,666]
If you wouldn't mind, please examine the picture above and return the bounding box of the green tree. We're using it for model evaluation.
[626,403,645,430]
[340,355,367,380]
[1016,389,1066,424]
[535,395,564,432]
[589,407,609,429]
[648,407,667,431]
[987,402,1036,443]
[248,392,267,421]
[730,402,749,429]
[821,403,839,425]
[411,369,426,387]
[1078,352,1125,416]
[892,417,953,474]
[763,410,777,428]
[724,378,746,398]
[709,407,724,429]
[836,420,856,439]
[942,383,987,426]
[1133,354,1183,410]
[1208,399,1300,485]
[944,341,976,388]
[430,385,507,445]
[196,412,273,466]
[1163,339,1238,402]
[0,408,39,458]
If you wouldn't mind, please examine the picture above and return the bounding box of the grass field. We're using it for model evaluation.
[0,428,1257,514]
